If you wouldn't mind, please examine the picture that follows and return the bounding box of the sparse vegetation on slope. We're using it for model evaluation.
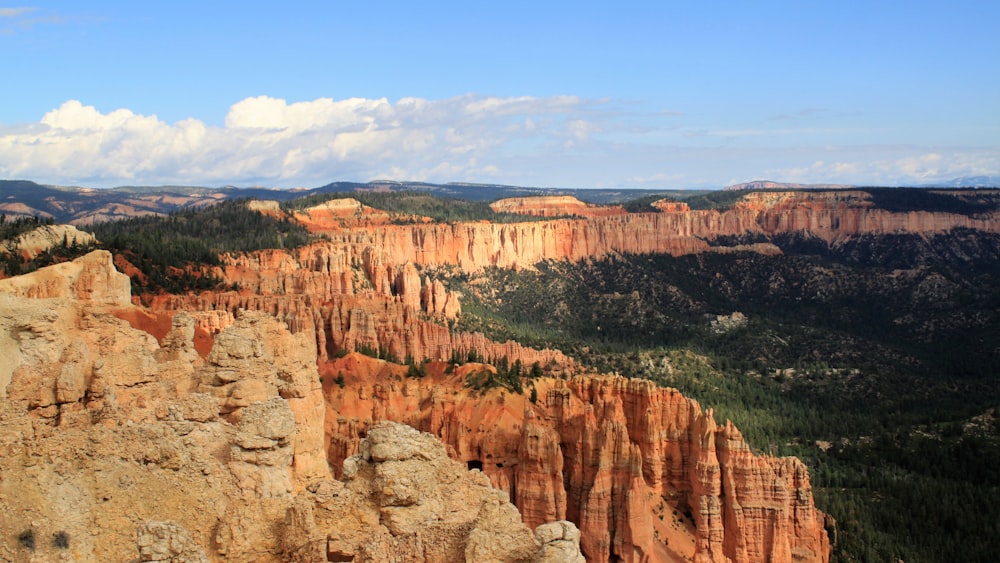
[82,198,315,294]
[1,215,95,277]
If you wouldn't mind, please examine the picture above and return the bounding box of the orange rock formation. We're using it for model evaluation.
[323,355,831,563]
[289,190,997,274]
[1,253,583,562]
[102,189,994,562]
[490,195,628,217]
[148,190,1000,373]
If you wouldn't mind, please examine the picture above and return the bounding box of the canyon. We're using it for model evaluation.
[3,189,998,561]
[0,251,584,562]
[155,190,999,368]
[323,355,831,563]
[0,250,826,562]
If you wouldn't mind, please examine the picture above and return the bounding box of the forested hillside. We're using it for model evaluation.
[447,230,1000,562]
[1,199,316,293]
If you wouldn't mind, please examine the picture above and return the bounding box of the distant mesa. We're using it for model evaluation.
[650,200,691,213]
[726,177,1000,190]
[489,195,628,218]
[919,175,1000,188]
[291,197,400,231]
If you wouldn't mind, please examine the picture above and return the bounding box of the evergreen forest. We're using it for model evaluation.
[445,229,1000,562]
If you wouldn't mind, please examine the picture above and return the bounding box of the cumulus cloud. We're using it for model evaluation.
[0,95,604,186]
[0,95,996,188]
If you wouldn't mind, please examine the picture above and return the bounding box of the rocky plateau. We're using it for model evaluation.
[0,251,585,562]
[5,189,996,562]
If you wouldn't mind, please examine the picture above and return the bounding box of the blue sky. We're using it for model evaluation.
[1,1,997,189]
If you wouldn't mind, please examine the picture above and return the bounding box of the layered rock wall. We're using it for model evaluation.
[316,190,998,272]
[490,195,628,217]
[324,358,830,563]
[0,255,583,562]
[152,190,999,371]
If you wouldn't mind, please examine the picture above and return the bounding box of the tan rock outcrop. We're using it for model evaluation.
[0,255,586,563]
[0,255,331,561]
[306,421,585,563]
[3,223,96,259]
[0,249,130,305]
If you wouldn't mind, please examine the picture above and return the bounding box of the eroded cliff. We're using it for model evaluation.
[323,354,831,563]
[0,253,585,562]
[149,190,999,373]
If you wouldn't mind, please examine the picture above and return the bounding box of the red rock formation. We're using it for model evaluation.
[733,190,1000,242]
[123,188,996,561]
[322,359,830,563]
[515,410,568,526]
[153,290,572,371]
[310,190,998,272]
[652,201,692,213]
[146,189,998,371]
[490,195,628,217]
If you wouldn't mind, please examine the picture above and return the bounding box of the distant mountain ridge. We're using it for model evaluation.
[3,176,998,225]
[0,179,695,224]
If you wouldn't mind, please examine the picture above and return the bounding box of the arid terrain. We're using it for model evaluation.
[2,184,998,562]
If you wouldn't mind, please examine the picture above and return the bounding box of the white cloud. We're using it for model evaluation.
[0,96,997,188]
[764,149,999,186]
[0,7,82,34]
[0,95,598,187]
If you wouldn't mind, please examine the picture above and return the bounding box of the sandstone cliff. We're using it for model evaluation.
[1,224,96,260]
[0,254,584,562]
[254,190,998,278]
[147,190,999,373]
[324,354,831,563]
[0,249,129,305]
[490,195,628,218]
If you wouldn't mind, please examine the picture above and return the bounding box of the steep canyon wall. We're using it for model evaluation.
[155,190,999,369]
[323,356,831,563]
[0,253,585,562]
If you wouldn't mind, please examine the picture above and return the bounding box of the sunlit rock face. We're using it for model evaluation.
[12,188,988,561]
[324,357,831,563]
[490,195,628,217]
[0,255,586,562]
